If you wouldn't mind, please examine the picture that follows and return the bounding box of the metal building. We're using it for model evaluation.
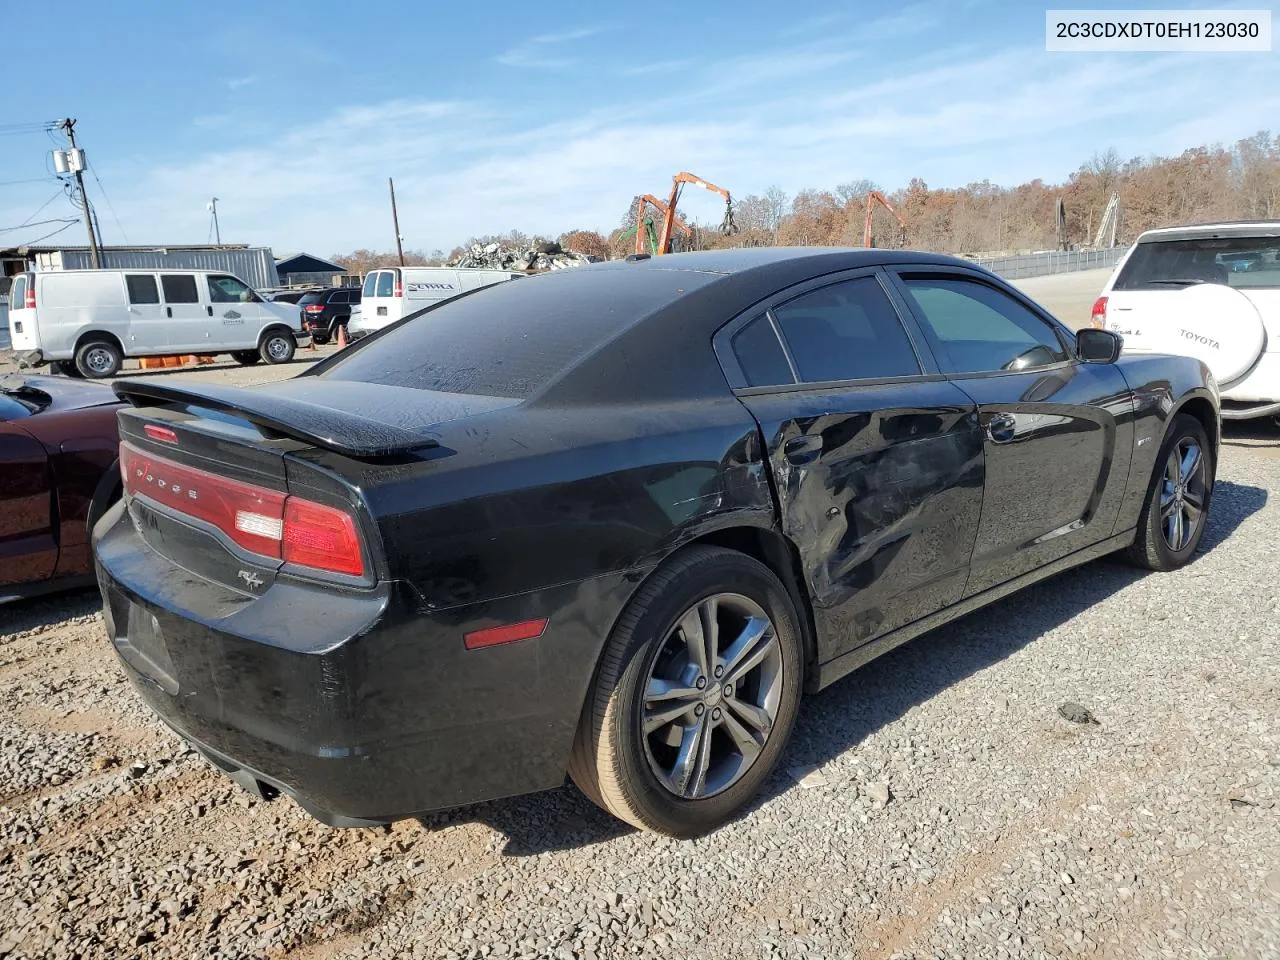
[0,244,280,289]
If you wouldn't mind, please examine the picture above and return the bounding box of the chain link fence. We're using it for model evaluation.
[967,246,1129,280]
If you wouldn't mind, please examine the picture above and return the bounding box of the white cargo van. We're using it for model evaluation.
[6,269,307,378]
[350,267,521,339]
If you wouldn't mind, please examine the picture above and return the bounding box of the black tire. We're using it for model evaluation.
[231,351,261,366]
[1125,413,1215,571]
[568,546,804,837]
[312,333,330,346]
[259,330,296,365]
[50,360,84,378]
[74,339,122,379]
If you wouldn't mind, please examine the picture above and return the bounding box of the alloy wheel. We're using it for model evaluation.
[1160,436,1207,551]
[85,348,114,375]
[641,593,783,800]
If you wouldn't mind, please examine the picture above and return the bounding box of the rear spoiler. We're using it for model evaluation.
[112,379,516,458]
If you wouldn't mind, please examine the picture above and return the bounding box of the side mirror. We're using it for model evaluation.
[1076,328,1122,363]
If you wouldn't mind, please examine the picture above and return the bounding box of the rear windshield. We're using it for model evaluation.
[1115,236,1280,290]
[318,266,715,399]
[10,276,26,308]
[298,291,328,305]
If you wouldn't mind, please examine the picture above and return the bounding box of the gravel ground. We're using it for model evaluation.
[1,429,1277,959]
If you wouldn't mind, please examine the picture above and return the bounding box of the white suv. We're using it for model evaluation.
[1093,221,1280,420]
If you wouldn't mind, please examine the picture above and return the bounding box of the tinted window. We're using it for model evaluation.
[731,315,793,387]
[362,273,377,297]
[208,275,258,304]
[321,267,717,399]
[771,277,920,383]
[126,275,160,305]
[298,291,327,305]
[1115,236,1280,290]
[349,289,361,303]
[900,276,1067,374]
[160,275,200,304]
[375,271,394,297]
[329,291,351,304]
[10,276,26,308]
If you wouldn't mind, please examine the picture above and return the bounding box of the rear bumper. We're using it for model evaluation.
[93,501,630,824]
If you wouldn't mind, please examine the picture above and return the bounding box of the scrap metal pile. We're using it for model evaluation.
[449,241,597,272]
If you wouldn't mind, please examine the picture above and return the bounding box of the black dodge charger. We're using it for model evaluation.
[95,248,1219,837]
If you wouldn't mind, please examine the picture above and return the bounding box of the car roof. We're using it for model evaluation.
[520,248,985,404]
[1135,221,1280,243]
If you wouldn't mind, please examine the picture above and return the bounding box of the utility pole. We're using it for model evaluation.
[208,197,222,244]
[58,119,101,268]
[388,177,405,266]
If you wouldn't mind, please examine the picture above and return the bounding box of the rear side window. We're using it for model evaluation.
[771,277,921,383]
[362,273,377,297]
[161,275,199,304]
[900,276,1067,374]
[375,271,394,297]
[127,275,160,305]
[731,315,794,387]
[10,276,26,308]
[329,291,351,304]
[1115,236,1280,290]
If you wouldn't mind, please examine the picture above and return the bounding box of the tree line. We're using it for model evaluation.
[331,131,1280,271]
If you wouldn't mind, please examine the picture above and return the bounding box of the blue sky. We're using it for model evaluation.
[1,0,1277,255]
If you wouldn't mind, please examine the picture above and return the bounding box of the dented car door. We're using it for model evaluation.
[720,270,985,662]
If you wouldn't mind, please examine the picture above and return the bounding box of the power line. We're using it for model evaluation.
[20,220,78,246]
[5,189,66,230]
[0,177,58,187]
[88,163,129,245]
[0,218,78,234]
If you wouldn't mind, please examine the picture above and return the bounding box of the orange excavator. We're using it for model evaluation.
[863,190,906,248]
[655,171,737,255]
[633,194,693,256]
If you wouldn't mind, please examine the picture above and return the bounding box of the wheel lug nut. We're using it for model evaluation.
[713,665,724,678]
[695,677,707,690]
[724,685,733,698]
[712,707,722,720]
[694,704,705,716]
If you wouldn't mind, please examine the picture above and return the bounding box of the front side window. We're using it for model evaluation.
[375,271,394,297]
[899,276,1067,374]
[770,276,921,383]
[126,275,160,305]
[207,275,259,304]
[161,275,199,304]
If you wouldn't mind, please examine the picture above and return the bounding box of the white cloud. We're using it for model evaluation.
[224,75,257,89]
[496,25,614,69]
[82,40,1280,254]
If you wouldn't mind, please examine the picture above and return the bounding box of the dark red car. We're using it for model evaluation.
[1,374,122,603]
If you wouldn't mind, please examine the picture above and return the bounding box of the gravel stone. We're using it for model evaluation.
[1,431,1278,959]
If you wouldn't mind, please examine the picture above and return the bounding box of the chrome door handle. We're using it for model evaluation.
[987,413,1017,443]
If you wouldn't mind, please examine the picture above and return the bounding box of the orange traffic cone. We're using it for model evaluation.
[336,323,348,349]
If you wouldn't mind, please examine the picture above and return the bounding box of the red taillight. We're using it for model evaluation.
[120,442,365,578]
[463,619,548,650]
[304,304,325,313]
[24,283,35,309]
[1090,296,1108,329]
[283,498,365,577]
[143,424,178,444]
[393,281,403,298]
